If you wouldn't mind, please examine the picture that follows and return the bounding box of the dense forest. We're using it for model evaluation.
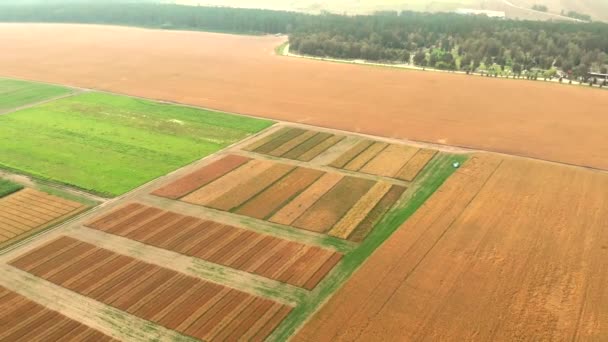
[1,2,607,79]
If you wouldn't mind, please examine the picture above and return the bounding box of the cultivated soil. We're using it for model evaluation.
[1,24,607,170]
[295,154,608,341]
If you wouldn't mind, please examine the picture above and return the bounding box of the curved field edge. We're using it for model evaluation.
[0,91,275,197]
[269,152,469,340]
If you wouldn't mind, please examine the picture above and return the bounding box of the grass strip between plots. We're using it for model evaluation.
[269,152,469,340]
[0,178,24,198]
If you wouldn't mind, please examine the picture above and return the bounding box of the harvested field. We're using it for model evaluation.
[10,236,294,341]
[293,177,375,233]
[151,154,250,199]
[295,154,608,341]
[0,286,116,341]
[246,127,343,162]
[0,188,84,248]
[2,24,606,170]
[395,149,438,181]
[360,144,419,177]
[86,203,342,289]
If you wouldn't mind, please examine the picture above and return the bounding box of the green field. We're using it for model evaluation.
[0,92,273,196]
[0,178,24,198]
[0,78,74,112]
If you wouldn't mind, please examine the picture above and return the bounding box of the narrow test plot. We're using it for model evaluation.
[86,203,342,290]
[10,236,293,341]
[243,127,345,162]
[0,188,85,248]
[152,155,406,242]
[0,286,116,341]
[330,139,437,182]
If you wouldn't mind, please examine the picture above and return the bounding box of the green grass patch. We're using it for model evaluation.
[36,184,99,207]
[0,92,274,196]
[0,178,24,198]
[269,152,469,340]
[0,78,74,112]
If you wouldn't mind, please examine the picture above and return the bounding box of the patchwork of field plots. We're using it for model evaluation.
[86,203,342,290]
[0,78,73,113]
[152,154,406,242]
[0,286,116,341]
[329,140,437,181]
[245,127,437,182]
[0,188,84,248]
[11,236,293,341]
[0,91,273,196]
[244,127,345,162]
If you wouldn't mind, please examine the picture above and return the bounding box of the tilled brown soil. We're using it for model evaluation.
[295,155,608,341]
[1,24,607,170]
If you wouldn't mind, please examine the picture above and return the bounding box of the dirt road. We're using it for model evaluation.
[0,23,607,171]
[295,155,608,341]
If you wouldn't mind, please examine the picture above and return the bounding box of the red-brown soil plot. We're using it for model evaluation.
[1,24,607,170]
[86,203,342,290]
[0,286,116,341]
[10,236,293,341]
[153,155,406,242]
[295,155,608,341]
[0,188,84,247]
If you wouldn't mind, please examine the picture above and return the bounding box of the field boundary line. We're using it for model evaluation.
[140,195,355,254]
[0,265,196,342]
[71,226,306,306]
[2,75,606,174]
[0,89,85,115]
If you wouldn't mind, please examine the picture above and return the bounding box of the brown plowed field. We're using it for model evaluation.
[161,155,404,241]
[10,236,294,341]
[86,204,342,289]
[295,154,608,341]
[0,188,84,247]
[2,24,606,170]
[0,286,116,341]
[151,154,250,199]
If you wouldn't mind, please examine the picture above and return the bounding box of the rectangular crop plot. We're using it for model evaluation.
[86,203,342,290]
[330,139,438,182]
[10,236,293,341]
[0,78,73,112]
[0,92,273,196]
[153,155,407,242]
[0,286,116,341]
[244,127,345,162]
[0,188,84,248]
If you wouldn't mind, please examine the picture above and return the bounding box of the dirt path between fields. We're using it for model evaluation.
[0,89,84,115]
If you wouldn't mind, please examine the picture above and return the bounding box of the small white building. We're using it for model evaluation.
[455,9,506,18]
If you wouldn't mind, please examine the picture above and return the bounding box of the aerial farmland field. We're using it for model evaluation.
[0,78,73,113]
[0,90,273,196]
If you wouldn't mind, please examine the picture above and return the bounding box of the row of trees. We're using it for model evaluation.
[288,12,608,78]
[0,2,606,78]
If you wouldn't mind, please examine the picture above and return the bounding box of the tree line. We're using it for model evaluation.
[1,2,607,79]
